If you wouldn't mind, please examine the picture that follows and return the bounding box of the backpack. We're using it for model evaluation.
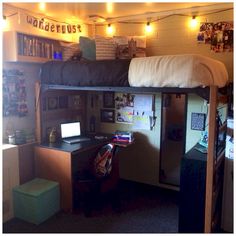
[94,143,114,178]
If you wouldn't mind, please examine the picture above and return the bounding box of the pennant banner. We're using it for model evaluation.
[26,15,82,34]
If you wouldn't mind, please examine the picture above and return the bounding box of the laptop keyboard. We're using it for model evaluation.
[63,137,91,144]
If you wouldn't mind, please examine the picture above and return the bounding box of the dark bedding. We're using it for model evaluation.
[40,59,131,86]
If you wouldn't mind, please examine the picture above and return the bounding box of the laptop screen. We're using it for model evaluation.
[61,122,81,139]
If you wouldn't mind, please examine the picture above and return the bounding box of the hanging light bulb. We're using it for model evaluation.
[146,22,152,33]
[107,23,113,35]
[2,15,7,29]
[190,16,197,28]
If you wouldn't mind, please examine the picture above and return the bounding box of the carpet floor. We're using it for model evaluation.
[3,180,179,233]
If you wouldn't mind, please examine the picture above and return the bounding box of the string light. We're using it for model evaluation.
[2,15,7,29]
[190,15,198,28]
[2,13,18,30]
[107,23,113,35]
[145,22,152,33]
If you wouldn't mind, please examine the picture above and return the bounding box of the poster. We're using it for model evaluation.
[198,21,233,52]
[115,93,154,129]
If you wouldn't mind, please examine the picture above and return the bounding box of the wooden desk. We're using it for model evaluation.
[35,138,112,212]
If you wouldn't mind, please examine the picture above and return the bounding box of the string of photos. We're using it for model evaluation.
[197,21,233,53]
[3,69,28,117]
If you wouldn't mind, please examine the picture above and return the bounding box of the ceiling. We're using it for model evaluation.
[3,2,233,23]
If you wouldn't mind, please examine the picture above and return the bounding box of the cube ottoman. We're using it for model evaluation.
[12,178,60,224]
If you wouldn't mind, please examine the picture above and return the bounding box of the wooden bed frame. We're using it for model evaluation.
[35,81,226,233]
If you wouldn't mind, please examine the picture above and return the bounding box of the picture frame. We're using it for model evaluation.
[100,109,115,123]
[48,97,58,110]
[191,112,206,131]
[103,92,115,108]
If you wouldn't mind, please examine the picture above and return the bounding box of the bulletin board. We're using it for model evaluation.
[115,93,154,130]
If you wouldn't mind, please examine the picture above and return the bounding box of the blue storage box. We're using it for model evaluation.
[12,178,60,224]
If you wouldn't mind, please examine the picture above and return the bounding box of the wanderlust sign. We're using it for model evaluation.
[26,15,82,34]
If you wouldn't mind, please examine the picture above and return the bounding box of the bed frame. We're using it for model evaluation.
[35,81,226,233]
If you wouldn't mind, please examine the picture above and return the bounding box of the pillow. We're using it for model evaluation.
[59,42,80,61]
[95,35,116,60]
[79,36,96,60]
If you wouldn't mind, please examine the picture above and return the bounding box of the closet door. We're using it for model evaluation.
[159,93,187,186]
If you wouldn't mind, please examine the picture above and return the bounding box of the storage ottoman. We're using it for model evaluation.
[12,178,60,224]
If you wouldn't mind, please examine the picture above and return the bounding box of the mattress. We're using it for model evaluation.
[128,54,228,88]
[40,59,131,86]
[40,54,228,89]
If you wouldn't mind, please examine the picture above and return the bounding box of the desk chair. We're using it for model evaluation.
[74,143,120,217]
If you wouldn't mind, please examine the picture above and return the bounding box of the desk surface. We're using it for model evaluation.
[39,134,113,154]
[184,143,207,162]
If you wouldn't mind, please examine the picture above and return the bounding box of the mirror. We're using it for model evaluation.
[159,93,187,186]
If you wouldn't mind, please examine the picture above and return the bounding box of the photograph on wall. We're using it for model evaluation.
[115,93,134,109]
[48,97,58,110]
[198,22,214,44]
[198,21,233,52]
[100,109,115,123]
[115,93,134,124]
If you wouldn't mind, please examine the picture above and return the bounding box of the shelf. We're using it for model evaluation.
[17,55,51,63]
[3,31,65,63]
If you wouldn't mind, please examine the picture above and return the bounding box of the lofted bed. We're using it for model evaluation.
[35,54,229,233]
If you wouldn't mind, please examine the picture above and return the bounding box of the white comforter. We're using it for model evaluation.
[128,54,228,88]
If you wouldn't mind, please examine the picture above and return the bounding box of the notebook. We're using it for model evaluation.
[61,122,91,144]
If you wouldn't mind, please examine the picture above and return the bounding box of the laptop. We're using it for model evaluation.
[61,122,91,144]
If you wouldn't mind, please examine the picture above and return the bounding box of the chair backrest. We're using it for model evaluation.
[93,143,114,178]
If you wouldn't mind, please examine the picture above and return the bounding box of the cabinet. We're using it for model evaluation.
[3,145,19,223]
[34,141,108,211]
[179,147,207,233]
[3,31,65,63]
[179,144,225,233]
[221,158,233,232]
